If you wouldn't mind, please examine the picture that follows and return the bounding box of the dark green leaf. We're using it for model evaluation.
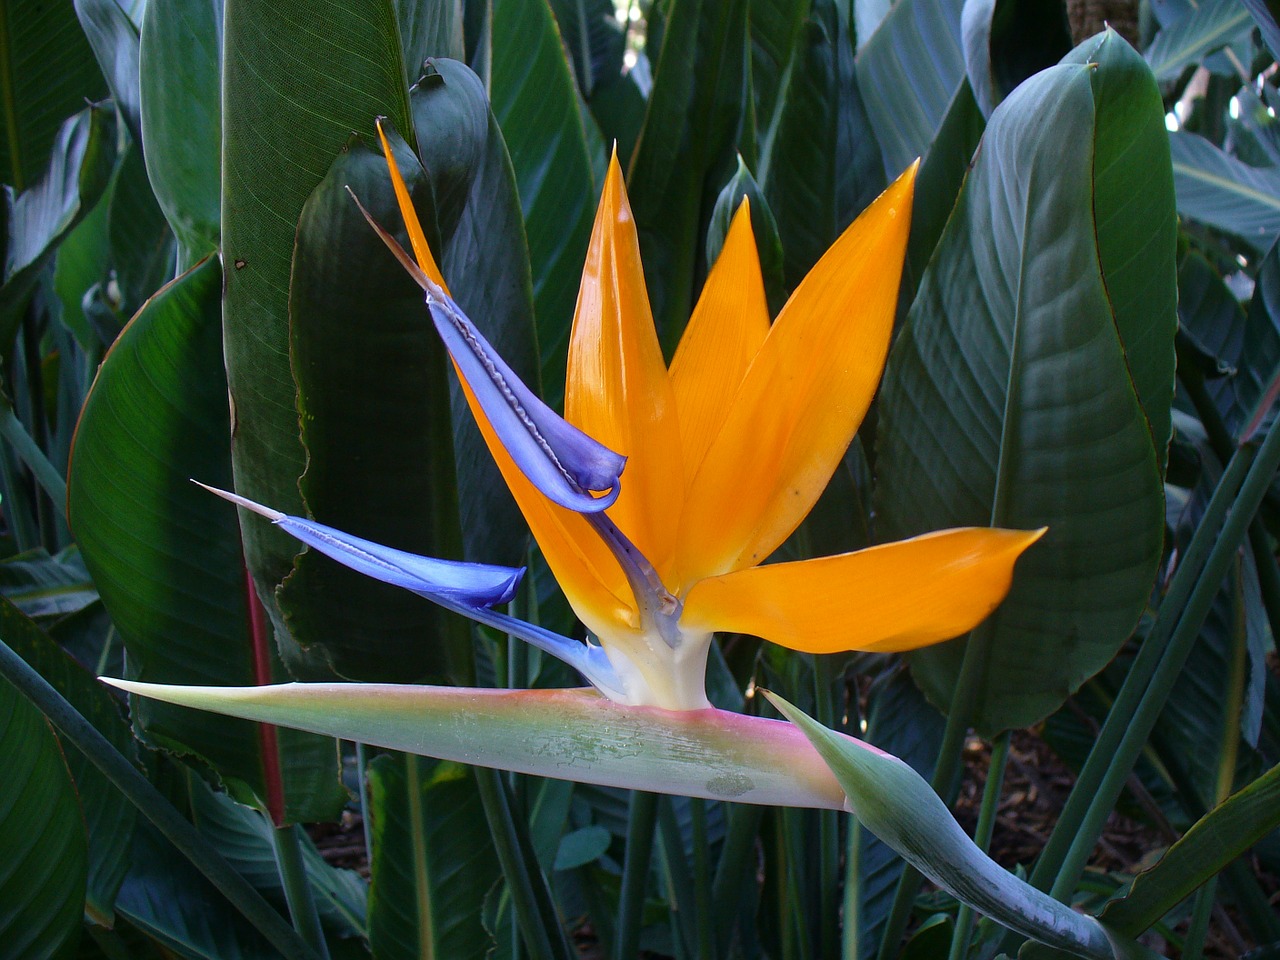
[106,144,173,316]
[1170,131,1280,252]
[0,548,97,619]
[553,825,612,871]
[491,0,597,408]
[396,0,464,78]
[74,0,143,144]
[113,817,277,960]
[627,0,749,353]
[855,0,965,178]
[877,32,1175,734]
[221,0,414,669]
[1144,0,1252,82]
[283,135,468,683]
[1,597,136,926]
[139,0,222,265]
[0,674,87,960]
[69,257,344,822]
[366,753,500,960]
[0,0,108,192]
[1243,0,1280,63]
[707,156,786,315]
[409,58,539,566]
[548,0,625,97]
[1101,762,1280,935]
[962,0,1070,117]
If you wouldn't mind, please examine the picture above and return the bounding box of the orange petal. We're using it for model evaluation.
[566,153,683,575]
[460,374,637,635]
[676,164,916,583]
[668,199,770,494]
[680,527,1044,653]
[376,118,447,290]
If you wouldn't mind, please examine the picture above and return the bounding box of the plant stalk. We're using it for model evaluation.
[948,731,1009,960]
[270,823,330,959]
[616,790,660,960]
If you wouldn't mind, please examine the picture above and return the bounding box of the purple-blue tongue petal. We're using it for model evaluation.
[425,284,625,513]
[199,485,522,607]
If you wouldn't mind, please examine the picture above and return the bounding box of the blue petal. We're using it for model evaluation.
[197,484,522,607]
[276,515,523,607]
[425,285,626,513]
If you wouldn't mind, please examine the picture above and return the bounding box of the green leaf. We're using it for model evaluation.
[876,31,1175,734]
[186,779,367,939]
[74,0,143,144]
[283,135,467,683]
[396,0,464,77]
[1170,131,1280,252]
[106,143,172,316]
[1144,0,1252,83]
[1100,762,1280,935]
[113,817,278,960]
[0,0,108,192]
[765,692,1135,960]
[1,596,136,926]
[627,0,750,353]
[408,59,539,567]
[68,257,344,822]
[554,825,611,871]
[366,753,500,960]
[548,0,625,97]
[0,674,87,960]
[491,0,597,408]
[763,0,881,288]
[855,0,965,179]
[220,0,414,664]
[138,0,222,265]
[3,105,117,288]
[0,548,97,619]
[102,680,854,810]
[707,156,786,315]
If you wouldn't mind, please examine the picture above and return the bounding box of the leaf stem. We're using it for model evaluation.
[1045,414,1280,899]
[270,823,331,959]
[0,637,320,960]
[711,802,764,956]
[616,790,660,960]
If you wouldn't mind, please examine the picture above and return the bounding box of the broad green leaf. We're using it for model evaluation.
[106,144,172,316]
[1243,0,1280,62]
[3,106,117,289]
[554,825,611,870]
[1,597,136,925]
[1178,241,1280,437]
[396,0,464,77]
[627,0,749,353]
[139,0,222,265]
[0,675,87,960]
[52,174,114,351]
[220,0,414,668]
[283,135,468,683]
[1144,0,1252,82]
[1170,131,1280,252]
[900,78,985,306]
[1100,762,1280,935]
[102,681,852,810]
[548,0,625,97]
[766,693,1148,960]
[492,0,597,408]
[408,59,539,567]
[876,32,1175,734]
[113,818,277,960]
[763,0,882,288]
[0,548,97,619]
[74,0,143,144]
[748,0,809,154]
[855,0,965,179]
[366,753,499,960]
[0,0,108,192]
[68,258,344,822]
[186,780,367,939]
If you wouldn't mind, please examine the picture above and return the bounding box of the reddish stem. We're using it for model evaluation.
[245,567,286,826]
